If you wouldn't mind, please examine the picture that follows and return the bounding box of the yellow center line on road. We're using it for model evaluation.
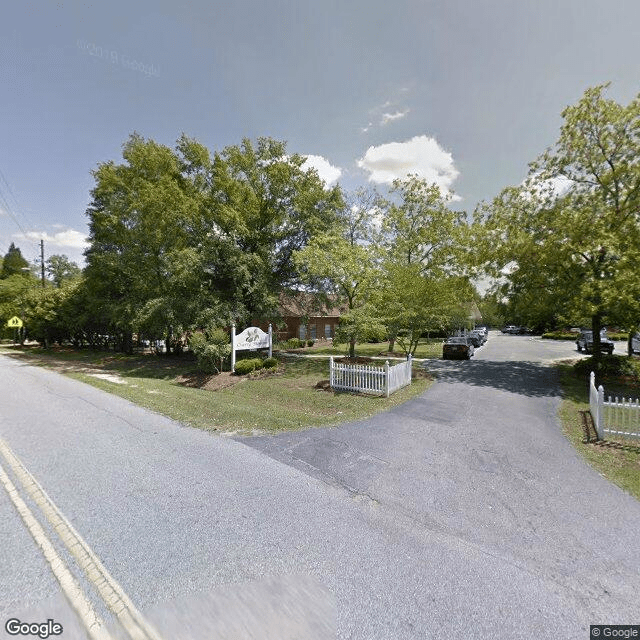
[0,463,113,640]
[0,438,165,640]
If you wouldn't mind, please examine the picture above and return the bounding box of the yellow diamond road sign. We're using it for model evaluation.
[7,316,23,329]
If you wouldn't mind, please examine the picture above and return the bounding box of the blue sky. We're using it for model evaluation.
[2,0,640,267]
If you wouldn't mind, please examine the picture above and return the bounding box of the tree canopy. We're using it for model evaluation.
[1,243,30,279]
[476,84,640,349]
[83,133,343,350]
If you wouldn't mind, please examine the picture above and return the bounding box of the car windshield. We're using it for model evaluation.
[447,337,469,344]
[583,331,608,338]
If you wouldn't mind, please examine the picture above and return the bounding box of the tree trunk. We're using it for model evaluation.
[628,324,638,357]
[591,314,602,363]
[349,338,356,358]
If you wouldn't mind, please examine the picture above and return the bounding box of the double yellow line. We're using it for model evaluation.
[0,438,165,640]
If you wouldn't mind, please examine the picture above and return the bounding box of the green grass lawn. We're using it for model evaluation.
[293,339,444,359]
[558,363,640,501]
[1,345,433,435]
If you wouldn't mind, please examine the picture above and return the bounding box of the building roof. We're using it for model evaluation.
[279,291,345,318]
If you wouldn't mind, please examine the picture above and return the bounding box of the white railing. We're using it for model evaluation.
[589,371,640,441]
[329,356,412,397]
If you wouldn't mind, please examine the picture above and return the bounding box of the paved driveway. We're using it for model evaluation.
[239,332,640,631]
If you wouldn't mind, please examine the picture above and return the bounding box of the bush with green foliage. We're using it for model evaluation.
[234,358,265,375]
[283,338,304,349]
[263,357,279,369]
[541,332,578,340]
[573,355,640,381]
[189,328,231,374]
[306,339,314,347]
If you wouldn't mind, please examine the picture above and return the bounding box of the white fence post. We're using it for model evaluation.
[384,360,390,397]
[231,324,236,372]
[330,356,334,389]
[597,384,604,440]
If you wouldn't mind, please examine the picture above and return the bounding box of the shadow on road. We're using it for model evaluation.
[424,359,561,398]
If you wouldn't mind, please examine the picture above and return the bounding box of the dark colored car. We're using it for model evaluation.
[631,332,640,354]
[467,330,485,347]
[576,329,614,354]
[502,325,518,334]
[443,337,474,360]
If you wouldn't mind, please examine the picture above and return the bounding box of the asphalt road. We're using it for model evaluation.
[1,334,639,639]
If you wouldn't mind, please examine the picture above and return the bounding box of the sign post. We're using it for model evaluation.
[231,324,272,372]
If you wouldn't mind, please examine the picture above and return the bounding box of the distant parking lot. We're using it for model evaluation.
[471,331,628,364]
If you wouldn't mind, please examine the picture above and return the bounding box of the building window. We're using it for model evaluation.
[325,324,332,338]
[299,325,306,340]
[310,324,317,340]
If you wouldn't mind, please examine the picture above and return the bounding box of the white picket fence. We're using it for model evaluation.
[589,371,640,441]
[329,355,413,397]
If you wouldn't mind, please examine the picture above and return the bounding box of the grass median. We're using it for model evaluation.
[558,361,640,501]
[1,345,434,435]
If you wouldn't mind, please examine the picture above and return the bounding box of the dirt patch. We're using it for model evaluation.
[176,371,245,392]
[175,366,281,391]
[86,373,128,385]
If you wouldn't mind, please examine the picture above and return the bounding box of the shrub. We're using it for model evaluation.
[573,355,640,380]
[608,332,629,341]
[263,357,279,369]
[306,339,315,347]
[189,329,231,374]
[541,332,577,340]
[234,358,264,375]
[283,338,304,349]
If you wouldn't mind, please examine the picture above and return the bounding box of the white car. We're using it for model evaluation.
[632,332,640,354]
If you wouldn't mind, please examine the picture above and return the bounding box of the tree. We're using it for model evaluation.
[294,233,380,357]
[83,133,344,352]
[45,255,81,288]
[478,84,640,357]
[1,243,31,279]
[376,176,471,351]
[214,137,344,292]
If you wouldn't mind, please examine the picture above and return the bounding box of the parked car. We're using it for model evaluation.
[576,329,614,355]
[443,337,475,360]
[468,330,485,347]
[502,325,518,334]
[631,332,640,354]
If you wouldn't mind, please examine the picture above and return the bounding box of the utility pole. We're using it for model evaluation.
[40,239,45,288]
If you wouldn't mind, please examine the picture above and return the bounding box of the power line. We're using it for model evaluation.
[0,165,42,233]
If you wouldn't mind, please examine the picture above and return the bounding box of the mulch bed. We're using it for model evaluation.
[175,371,245,392]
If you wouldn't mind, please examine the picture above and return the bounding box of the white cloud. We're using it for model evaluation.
[17,229,89,249]
[302,155,342,186]
[380,110,409,125]
[357,135,461,198]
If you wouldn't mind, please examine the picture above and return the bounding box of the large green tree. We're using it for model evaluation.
[45,254,81,288]
[84,134,343,351]
[478,84,640,354]
[1,243,31,279]
[376,176,472,351]
[294,233,382,357]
